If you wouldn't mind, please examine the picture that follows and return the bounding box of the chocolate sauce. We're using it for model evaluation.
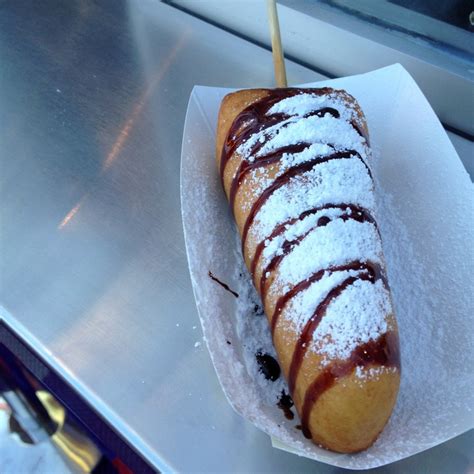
[220,88,335,181]
[253,304,264,317]
[258,206,377,298]
[305,108,340,120]
[239,107,339,168]
[255,352,281,381]
[250,204,373,278]
[208,271,239,298]
[241,151,371,256]
[220,87,367,183]
[300,331,400,439]
[270,261,380,335]
[228,142,311,213]
[287,270,377,395]
[277,390,295,420]
[317,216,331,227]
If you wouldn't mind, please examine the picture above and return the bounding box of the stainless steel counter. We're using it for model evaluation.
[0,0,472,472]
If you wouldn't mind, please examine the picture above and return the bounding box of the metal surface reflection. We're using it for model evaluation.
[58,30,190,231]
[102,31,192,171]
[58,200,85,230]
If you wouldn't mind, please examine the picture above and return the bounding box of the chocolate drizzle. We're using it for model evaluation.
[287,268,379,395]
[240,150,372,257]
[208,271,239,298]
[270,261,384,335]
[219,87,372,263]
[228,142,312,213]
[277,390,295,420]
[258,206,377,298]
[220,88,335,182]
[251,204,371,278]
[300,331,400,439]
[220,88,368,183]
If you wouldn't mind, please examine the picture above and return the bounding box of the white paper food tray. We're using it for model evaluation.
[180,64,474,469]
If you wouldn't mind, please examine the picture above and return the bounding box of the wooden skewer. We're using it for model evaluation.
[267,0,287,88]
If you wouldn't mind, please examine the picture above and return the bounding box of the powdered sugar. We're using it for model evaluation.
[261,207,347,262]
[313,279,391,360]
[275,219,382,287]
[284,269,361,329]
[236,91,369,165]
[249,158,375,243]
[241,144,334,200]
[355,365,397,382]
[267,93,354,120]
[279,143,333,169]
[258,116,367,157]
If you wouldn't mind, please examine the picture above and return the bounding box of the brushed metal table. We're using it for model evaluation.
[0,0,472,472]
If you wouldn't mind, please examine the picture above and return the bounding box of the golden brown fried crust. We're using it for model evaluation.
[216,88,400,453]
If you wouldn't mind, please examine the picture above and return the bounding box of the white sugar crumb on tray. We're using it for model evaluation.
[233,256,290,408]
